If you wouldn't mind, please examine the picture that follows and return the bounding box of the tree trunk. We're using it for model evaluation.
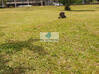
[82,0,86,4]
[27,0,29,5]
[1,0,5,8]
[14,0,17,8]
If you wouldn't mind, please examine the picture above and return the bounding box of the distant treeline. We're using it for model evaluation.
[59,0,99,5]
[0,0,99,8]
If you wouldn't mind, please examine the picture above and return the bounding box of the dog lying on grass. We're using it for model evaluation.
[58,12,66,19]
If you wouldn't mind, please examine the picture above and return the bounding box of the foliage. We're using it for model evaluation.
[59,0,96,5]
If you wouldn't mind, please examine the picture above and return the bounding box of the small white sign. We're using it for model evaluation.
[40,32,59,42]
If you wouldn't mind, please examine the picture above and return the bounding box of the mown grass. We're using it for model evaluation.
[0,5,99,74]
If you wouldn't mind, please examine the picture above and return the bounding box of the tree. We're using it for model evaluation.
[59,0,73,11]
[60,0,96,11]
[59,0,76,11]
[64,0,71,10]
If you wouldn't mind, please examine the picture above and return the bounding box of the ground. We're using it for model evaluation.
[0,5,99,74]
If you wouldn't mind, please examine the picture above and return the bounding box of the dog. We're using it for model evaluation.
[58,12,66,19]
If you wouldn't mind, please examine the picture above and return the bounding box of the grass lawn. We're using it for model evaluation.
[0,5,99,74]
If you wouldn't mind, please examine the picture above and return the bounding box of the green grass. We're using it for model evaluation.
[0,5,99,74]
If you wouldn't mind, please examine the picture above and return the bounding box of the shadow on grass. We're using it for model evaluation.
[0,38,47,55]
[0,38,47,73]
[0,54,26,74]
[0,38,42,74]
[0,26,7,31]
[0,26,6,37]
[71,10,95,12]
